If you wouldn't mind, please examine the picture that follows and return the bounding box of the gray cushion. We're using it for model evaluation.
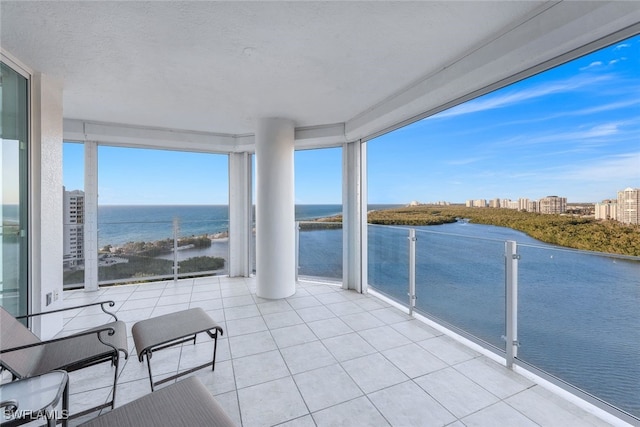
[79,376,236,427]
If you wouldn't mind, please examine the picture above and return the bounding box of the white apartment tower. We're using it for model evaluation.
[518,198,530,211]
[595,199,618,221]
[539,196,567,214]
[617,187,639,225]
[63,188,85,268]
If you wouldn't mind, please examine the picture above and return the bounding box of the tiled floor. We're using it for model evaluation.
[58,276,614,427]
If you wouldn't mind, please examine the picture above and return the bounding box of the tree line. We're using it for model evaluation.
[319,205,640,257]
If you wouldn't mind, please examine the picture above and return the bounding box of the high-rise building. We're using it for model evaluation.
[518,198,530,211]
[63,188,85,268]
[595,199,617,221]
[527,200,539,213]
[489,198,500,208]
[539,196,567,214]
[617,187,639,225]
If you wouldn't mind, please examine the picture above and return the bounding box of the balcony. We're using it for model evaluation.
[3,2,640,426]
[60,276,614,427]
[56,218,640,425]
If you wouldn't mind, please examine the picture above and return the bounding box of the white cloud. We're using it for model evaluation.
[558,152,640,182]
[614,43,631,50]
[581,123,620,137]
[579,61,603,71]
[498,99,640,127]
[427,75,611,120]
[492,121,629,149]
[446,157,486,166]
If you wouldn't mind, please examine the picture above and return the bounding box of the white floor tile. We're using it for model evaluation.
[263,310,304,329]
[340,311,385,331]
[226,315,268,336]
[418,335,480,366]
[382,343,448,378]
[271,324,317,348]
[59,278,621,427]
[280,340,337,375]
[390,319,439,341]
[306,317,354,339]
[294,364,362,412]
[229,331,277,358]
[238,377,308,427]
[322,332,377,362]
[358,325,412,351]
[341,353,409,393]
[312,396,390,427]
[415,367,500,418]
[233,350,290,389]
[454,357,533,399]
[368,381,456,427]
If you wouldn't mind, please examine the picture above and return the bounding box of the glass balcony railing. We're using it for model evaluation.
[300,222,639,422]
[414,229,506,350]
[297,221,343,281]
[517,243,640,418]
[99,220,175,284]
[62,216,640,422]
[63,219,229,288]
[367,224,410,304]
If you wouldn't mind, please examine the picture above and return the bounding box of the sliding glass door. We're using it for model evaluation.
[1,61,29,317]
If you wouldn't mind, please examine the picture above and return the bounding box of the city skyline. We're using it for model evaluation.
[64,34,639,205]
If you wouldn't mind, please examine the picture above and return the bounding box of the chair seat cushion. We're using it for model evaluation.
[31,321,128,376]
[79,376,236,427]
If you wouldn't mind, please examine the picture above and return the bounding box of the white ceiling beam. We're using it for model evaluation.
[64,119,350,153]
[294,123,348,150]
[63,119,237,153]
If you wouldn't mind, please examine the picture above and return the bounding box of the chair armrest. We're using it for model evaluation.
[15,301,119,322]
[0,326,117,354]
[0,399,19,417]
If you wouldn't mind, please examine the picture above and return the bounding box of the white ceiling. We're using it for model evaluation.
[2,1,640,150]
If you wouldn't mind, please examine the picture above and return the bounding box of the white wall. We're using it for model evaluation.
[30,72,64,339]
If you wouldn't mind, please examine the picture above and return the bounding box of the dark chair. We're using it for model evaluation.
[0,301,129,419]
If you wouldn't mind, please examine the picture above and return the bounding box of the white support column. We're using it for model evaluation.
[228,152,253,277]
[255,118,296,299]
[30,72,64,339]
[83,141,99,291]
[342,140,367,292]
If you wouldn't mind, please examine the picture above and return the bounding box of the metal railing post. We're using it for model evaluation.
[408,229,417,316]
[173,218,179,283]
[295,221,300,282]
[505,240,520,368]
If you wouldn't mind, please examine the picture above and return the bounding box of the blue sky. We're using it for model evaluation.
[64,35,639,205]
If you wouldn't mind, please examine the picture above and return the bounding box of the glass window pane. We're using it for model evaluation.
[63,142,85,288]
[96,146,229,285]
[1,61,29,317]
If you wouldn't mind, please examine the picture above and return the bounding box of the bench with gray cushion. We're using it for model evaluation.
[132,307,223,391]
[0,302,128,419]
[79,376,236,427]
